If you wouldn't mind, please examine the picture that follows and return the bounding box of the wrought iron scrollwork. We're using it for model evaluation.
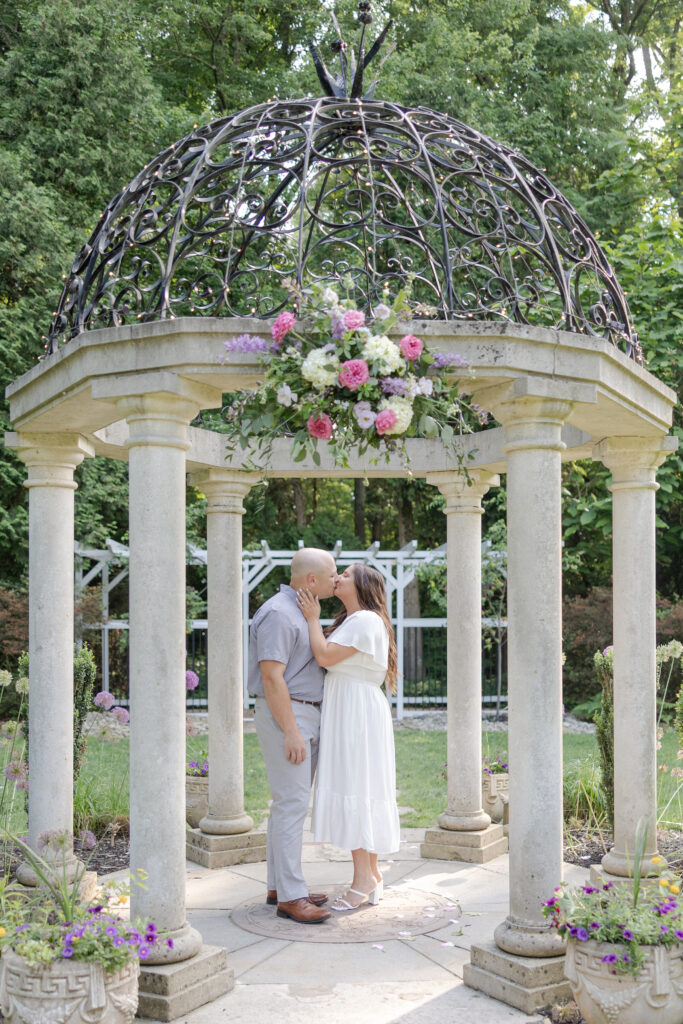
[46,96,639,360]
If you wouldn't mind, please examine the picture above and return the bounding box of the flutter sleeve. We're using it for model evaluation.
[329,610,389,669]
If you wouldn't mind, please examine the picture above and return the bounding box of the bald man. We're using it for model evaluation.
[248,547,337,924]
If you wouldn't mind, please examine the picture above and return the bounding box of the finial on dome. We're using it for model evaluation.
[307,2,395,100]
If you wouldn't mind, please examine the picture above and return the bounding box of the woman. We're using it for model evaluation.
[296,564,400,911]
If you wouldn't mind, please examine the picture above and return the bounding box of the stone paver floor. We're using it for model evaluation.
[137,817,589,1024]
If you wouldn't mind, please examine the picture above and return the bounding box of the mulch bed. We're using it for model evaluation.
[563,825,683,873]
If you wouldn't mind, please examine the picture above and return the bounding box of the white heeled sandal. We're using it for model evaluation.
[331,885,381,911]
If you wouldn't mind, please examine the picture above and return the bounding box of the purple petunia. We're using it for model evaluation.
[62,947,74,958]
[575,928,589,942]
[675,930,683,940]
[622,929,634,940]
[601,954,618,963]
[106,926,118,937]
[138,945,151,959]
[113,936,124,947]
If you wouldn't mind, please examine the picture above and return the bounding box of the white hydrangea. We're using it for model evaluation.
[322,287,340,307]
[301,347,340,389]
[378,396,414,435]
[361,334,403,374]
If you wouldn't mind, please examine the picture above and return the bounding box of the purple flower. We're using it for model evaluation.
[138,945,151,960]
[330,310,346,341]
[222,334,269,354]
[113,936,124,947]
[601,953,618,963]
[145,923,157,934]
[576,928,589,942]
[432,351,468,369]
[661,925,669,933]
[88,906,104,916]
[185,670,200,691]
[79,830,97,850]
[111,706,130,725]
[622,954,631,962]
[106,926,118,937]
[675,930,683,940]
[622,929,634,940]
[62,947,74,958]
[380,376,407,396]
[94,691,115,710]
[3,761,27,784]
[167,939,174,949]
[590,922,600,931]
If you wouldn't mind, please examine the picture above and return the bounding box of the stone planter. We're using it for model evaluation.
[564,937,683,1024]
[186,774,209,829]
[0,949,139,1024]
[482,771,509,824]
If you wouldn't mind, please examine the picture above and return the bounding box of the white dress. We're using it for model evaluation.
[312,610,401,854]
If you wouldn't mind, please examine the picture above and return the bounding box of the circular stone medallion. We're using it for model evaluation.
[231,885,461,943]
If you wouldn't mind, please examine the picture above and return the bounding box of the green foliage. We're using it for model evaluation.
[563,756,608,826]
[593,647,615,832]
[73,645,97,782]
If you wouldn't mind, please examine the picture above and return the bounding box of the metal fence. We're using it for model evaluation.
[104,620,507,716]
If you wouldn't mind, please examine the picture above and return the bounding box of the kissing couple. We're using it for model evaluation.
[248,548,401,923]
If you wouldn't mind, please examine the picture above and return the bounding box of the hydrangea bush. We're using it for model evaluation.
[220,280,482,468]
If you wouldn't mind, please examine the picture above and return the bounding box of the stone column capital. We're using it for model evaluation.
[5,432,95,489]
[427,469,500,513]
[116,393,200,453]
[188,468,258,514]
[593,435,678,491]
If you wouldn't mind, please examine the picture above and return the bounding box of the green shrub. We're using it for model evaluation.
[593,646,615,832]
[563,756,608,824]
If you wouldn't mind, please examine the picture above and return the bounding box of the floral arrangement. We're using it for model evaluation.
[0,833,170,972]
[543,820,683,977]
[482,756,509,775]
[220,280,483,468]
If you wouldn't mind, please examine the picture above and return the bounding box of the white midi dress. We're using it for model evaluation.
[312,609,401,854]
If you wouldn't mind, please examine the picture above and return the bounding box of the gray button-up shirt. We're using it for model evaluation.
[248,585,325,702]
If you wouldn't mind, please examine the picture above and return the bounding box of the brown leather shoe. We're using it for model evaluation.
[266,890,328,907]
[276,897,331,923]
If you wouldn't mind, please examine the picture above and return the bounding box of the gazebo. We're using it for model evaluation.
[4,6,677,1017]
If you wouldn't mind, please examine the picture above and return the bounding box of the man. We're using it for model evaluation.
[248,547,337,924]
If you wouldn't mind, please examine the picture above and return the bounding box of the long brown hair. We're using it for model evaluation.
[325,564,397,694]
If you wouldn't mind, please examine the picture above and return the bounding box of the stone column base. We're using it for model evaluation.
[186,828,267,869]
[588,863,663,887]
[138,944,234,1021]
[420,824,507,864]
[463,941,571,1014]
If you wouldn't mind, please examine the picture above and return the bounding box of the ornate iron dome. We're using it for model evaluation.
[45,3,640,360]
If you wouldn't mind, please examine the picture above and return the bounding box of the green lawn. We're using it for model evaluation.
[1,728,680,836]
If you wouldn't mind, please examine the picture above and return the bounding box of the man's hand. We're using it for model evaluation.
[284,727,307,764]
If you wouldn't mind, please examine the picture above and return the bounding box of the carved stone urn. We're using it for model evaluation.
[0,949,139,1024]
[186,774,209,829]
[564,937,683,1024]
[481,771,509,825]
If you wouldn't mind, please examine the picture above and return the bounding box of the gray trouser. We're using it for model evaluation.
[253,696,321,903]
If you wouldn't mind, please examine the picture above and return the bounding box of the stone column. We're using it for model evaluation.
[185,469,267,868]
[421,469,507,865]
[493,396,570,958]
[594,436,677,880]
[8,433,93,885]
[120,393,203,964]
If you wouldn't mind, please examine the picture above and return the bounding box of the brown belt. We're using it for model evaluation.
[290,696,322,707]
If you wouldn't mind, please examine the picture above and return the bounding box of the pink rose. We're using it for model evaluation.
[343,309,365,331]
[307,413,334,440]
[399,334,423,361]
[338,358,370,391]
[271,311,296,345]
[375,408,397,435]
